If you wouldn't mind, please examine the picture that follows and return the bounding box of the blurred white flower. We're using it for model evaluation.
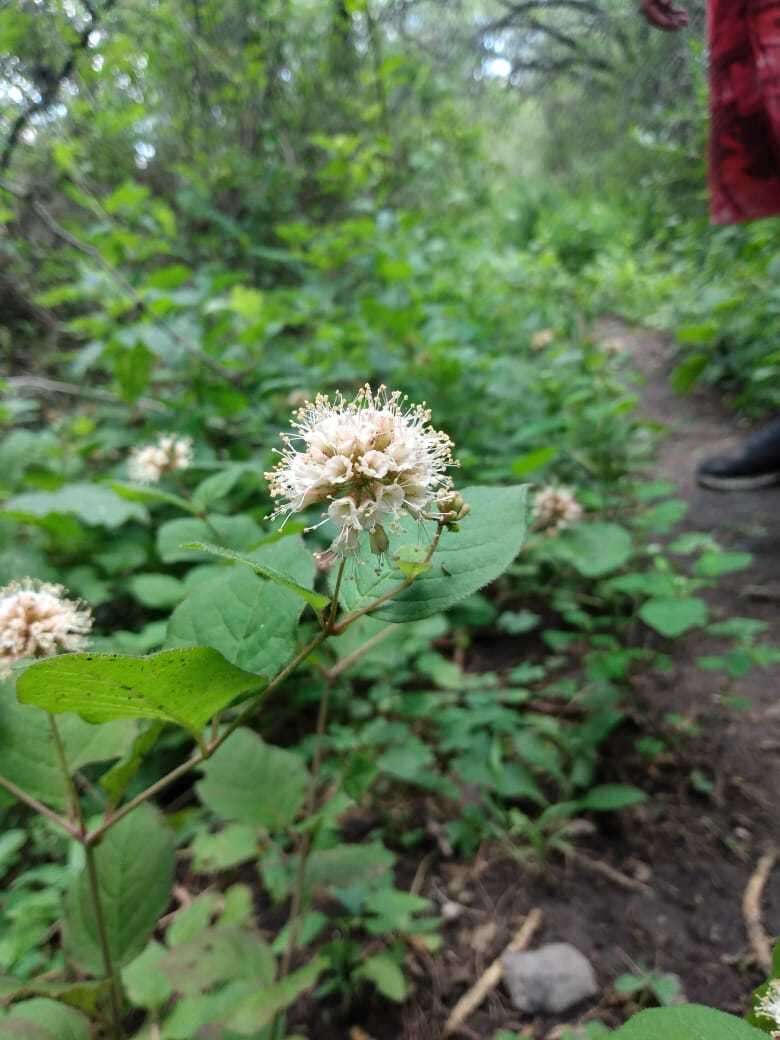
[531,328,555,350]
[757,981,780,1035]
[266,384,457,556]
[532,485,583,536]
[0,580,92,678]
[129,434,193,484]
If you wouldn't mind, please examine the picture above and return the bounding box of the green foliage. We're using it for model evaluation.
[18,648,260,735]
[63,805,175,973]
[613,1006,767,1040]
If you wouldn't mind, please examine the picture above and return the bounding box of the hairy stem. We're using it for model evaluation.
[85,843,124,1040]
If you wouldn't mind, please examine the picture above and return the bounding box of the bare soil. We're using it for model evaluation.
[293,319,780,1040]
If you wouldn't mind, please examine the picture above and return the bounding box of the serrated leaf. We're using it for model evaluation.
[183,541,329,611]
[3,484,147,528]
[694,551,752,577]
[191,824,258,873]
[613,1005,766,1039]
[63,804,175,973]
[0,690,70,809]
[196,728,307,831]
[639,597,709,638]
[17,648,260,735]
[166,538,315,676]
[340,485,528,622]
[227,957,325,1034]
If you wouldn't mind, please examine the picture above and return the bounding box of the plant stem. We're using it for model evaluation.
[275,676,334,1035]
[87,533,439,844]
[47,716,124,1037]
[84,842,124,1040]
[324,623,398,680]
[48,714,80,823]
[330,526,443,634]
[0,773,80,838]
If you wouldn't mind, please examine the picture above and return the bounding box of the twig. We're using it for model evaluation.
[443,908,543,1036]
[324,624,398,680]
[0,773,80,839]
[742,846,777,973]
[567,847,651,895]
[6,375,166,413]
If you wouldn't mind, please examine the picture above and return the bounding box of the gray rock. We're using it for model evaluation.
[501,942,598,1014]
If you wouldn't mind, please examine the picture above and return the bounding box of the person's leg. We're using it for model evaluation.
[698,416,780,489]
[696,1,780,490]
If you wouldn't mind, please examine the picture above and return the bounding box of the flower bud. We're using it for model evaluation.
[369,524,389,556]
[437,490,469,524]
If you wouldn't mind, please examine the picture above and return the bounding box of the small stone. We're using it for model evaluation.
[502,942,598,1014]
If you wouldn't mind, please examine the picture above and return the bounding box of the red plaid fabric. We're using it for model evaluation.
[709,0,780,223]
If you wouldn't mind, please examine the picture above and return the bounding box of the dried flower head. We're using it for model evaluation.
[266,384,457,556]
[531,328,556,350]
[128,434,193,484]
[757,981,780,1036]
[0,580,92,678]
[533,485,583,536]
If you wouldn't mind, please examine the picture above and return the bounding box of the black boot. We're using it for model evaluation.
[697,415,780,490]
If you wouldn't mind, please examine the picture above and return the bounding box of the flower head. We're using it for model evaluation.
[266,384,457,556]
[0,580,92,678]
[128,434,193,484]
[532,485,583,536]
[757,981,780,1035]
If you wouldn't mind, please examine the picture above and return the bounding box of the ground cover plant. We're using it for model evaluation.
[0,1,778,1038]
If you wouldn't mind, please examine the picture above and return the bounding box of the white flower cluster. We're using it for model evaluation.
[0,580,92,679]
[128,434,193,484]
[757,981,780,1036]
[532,485,583,536]
[266,384,457,556]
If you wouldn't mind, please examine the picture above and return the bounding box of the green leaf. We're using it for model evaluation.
[0,979,109,1016]
[226,957,325,1034]
[17,648,260,735]
[0,692,70,809]
[182,541,329,611]
[671,354,708,394]
[694,551,752,578]
[304,842,395,893]
[3,999,90,1040]
[639,597,709,638]
[128,573,186,608]
[196,728,307,831]
[191,824,259,873]
[579,784,647,811]
[122,940,172,1010]
[161,927,274,997]
[58,716,139,772]
[191,467,249,512]
[3,484,147,528]
[355,952,407,1001]
[100,721,164,807]
[511,446,558,476]
[111,481,197,515]
[157,515,263,563]
[63,804,175,973]
[166,537,315,676]
[558,522,633,577]
[340,485,529,622]
[613,1005,766,1039]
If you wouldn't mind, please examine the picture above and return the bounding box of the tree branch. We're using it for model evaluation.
[1,0,119,173]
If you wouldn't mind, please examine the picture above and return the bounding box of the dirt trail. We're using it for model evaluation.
[599,316,780,809]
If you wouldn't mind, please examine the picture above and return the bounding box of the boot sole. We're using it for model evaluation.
[697,471,780,491]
